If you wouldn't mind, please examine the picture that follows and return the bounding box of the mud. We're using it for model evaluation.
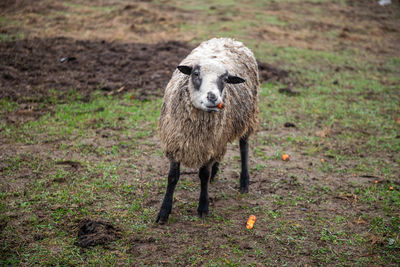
[278,87,300,96]
[0,37,193,102]
[76,219,121,248]
[0,37,288,103]
[257,60,289,82]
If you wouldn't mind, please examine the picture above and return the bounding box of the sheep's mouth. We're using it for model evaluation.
[205,105,220,112]
[205,103,221,109]
[197,102,220,112]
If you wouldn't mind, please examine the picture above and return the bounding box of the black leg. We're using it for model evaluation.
[156,161,180,224]
[239,137,249,193]
[210,162,219,183]
[198,164,211,219]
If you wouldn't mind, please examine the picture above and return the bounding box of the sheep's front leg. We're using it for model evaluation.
[156,161,180,224]
[198,163,212,219]
[239,137,250,193]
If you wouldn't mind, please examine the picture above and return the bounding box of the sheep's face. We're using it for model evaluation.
[177,60,245,112]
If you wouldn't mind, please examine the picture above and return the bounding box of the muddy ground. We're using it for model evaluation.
[0,38,193,101]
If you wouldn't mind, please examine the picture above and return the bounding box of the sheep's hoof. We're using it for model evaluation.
[198,210,208,221]
[155,210,169,224]
[197,199,209,219]
[239,186,249,194]
[156,216,168,224]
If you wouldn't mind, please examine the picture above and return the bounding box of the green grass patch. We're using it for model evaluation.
[1,93,161,144]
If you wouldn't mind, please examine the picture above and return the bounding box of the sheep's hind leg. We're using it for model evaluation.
[239,137,250,194]
[156,161,180,224]
[209,162,219,184]
[198,163,212,219]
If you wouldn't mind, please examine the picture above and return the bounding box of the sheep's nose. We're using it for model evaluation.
[207,92,217,103]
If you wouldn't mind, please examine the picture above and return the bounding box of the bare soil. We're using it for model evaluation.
[0,38,193,101]
[0,0,192,42]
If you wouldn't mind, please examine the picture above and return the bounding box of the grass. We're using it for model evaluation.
[0,16,24,41]
[1,93,160,144]
[1,0,400,265]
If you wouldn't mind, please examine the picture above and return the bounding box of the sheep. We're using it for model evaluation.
[156,37,259,223]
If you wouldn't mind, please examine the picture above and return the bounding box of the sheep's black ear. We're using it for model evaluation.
[227,75,246,84]
[177,65,192,75]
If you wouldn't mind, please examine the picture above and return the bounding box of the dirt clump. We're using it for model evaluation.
[76,219,121,248]
[278,87,300,96]
[257,60,289,82]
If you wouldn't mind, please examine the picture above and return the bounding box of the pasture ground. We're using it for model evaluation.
[1,0,399,265]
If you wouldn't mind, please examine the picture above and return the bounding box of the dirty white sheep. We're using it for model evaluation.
[156,38,259,223]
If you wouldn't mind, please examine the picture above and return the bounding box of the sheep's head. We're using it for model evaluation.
[177,60,245,112]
